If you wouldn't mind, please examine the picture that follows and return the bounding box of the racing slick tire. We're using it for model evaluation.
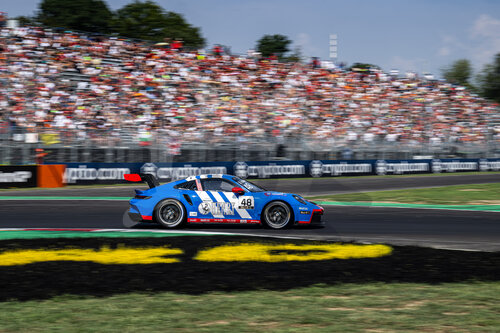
[154,199,186,228]
[262,201,293,229]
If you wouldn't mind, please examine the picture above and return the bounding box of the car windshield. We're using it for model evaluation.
[232,176,266,192]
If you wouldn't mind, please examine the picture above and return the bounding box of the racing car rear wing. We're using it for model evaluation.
[124,173,160,189]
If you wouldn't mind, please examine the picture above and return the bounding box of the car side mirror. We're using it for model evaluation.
[232,187,245,195]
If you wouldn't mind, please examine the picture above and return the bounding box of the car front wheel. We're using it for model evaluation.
[262,201,292,229]
[155,199,186,228]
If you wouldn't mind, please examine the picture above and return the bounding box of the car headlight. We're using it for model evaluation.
[293,195,307,204]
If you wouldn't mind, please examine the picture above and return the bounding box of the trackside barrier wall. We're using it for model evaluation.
[0,165,66,188]
[53,158,500,185]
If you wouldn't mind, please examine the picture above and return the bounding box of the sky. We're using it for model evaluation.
[3,0,500,78]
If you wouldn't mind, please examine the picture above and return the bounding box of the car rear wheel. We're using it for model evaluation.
[155,199,186,228]
[262,201,292,229]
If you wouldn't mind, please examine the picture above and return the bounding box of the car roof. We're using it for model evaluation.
[184,174,231,182]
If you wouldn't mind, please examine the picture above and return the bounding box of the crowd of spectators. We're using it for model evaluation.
[1,26,499,151]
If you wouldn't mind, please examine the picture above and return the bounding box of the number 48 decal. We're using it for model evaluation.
[238,196,254,209]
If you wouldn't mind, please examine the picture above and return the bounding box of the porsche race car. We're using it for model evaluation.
[124,173,324,229]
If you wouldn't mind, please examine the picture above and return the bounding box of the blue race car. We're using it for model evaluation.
[124,173,324,229]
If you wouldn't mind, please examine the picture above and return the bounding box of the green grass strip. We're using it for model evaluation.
[0,230,228,240]
[0,282,498,332]
[317,201,500,212]
[307,183,500,205]
[0,196,129,200]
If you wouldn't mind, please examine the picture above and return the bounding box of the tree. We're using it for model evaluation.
[161,11,204,48]
[38,0,112,33]
[477,53,500,103]
[14,16,37,27]
[285,46,303,63]
[113,1,205,48]
[256,34,291,59]
[112,1,166,40]
[441,59,473,88]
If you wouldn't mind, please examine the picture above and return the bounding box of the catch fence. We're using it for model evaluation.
[1,128,498,165]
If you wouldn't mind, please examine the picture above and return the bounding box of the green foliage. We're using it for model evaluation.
[285,46,303,63]
[256,34,291,59]
[13,16,37,27]
[477,53,500,103]
[38,0,112,33]
[112,0,205,47]
[161,11,205,48]
[441,59,474,88]
[112,0,167,40]
[37,0,205,48]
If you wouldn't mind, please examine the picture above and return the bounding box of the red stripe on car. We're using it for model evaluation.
[188,218,260,224]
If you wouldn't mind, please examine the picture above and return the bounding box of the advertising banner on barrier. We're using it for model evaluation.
[479,158,500,172]
[62,162,230,184]
[55,158,500,185]
[0,165,38,188]
[374,159,431,175]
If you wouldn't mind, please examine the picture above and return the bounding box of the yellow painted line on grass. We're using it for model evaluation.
[195,243,393,262]
[0,246,183,266]
[1,243,393,266]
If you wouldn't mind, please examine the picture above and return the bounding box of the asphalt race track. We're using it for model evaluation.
[1,174,499,251]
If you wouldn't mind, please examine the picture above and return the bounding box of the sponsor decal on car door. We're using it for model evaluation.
[191,190,257,223]
[224,191,254,221]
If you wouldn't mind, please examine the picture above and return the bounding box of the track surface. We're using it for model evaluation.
[1,174,499,251]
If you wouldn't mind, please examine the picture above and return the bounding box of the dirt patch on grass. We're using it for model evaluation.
[326,307,396,312]
[374,201,429,204]
[469,200,500,205]
[198,320,230,326]
[398,300,427,310]
[248,321,280,328]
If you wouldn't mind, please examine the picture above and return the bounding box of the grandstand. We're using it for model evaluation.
[0,26,499,164]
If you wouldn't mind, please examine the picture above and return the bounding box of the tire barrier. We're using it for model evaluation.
[0,236,498,301]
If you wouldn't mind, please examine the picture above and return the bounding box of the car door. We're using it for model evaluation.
[199,178,257,223]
